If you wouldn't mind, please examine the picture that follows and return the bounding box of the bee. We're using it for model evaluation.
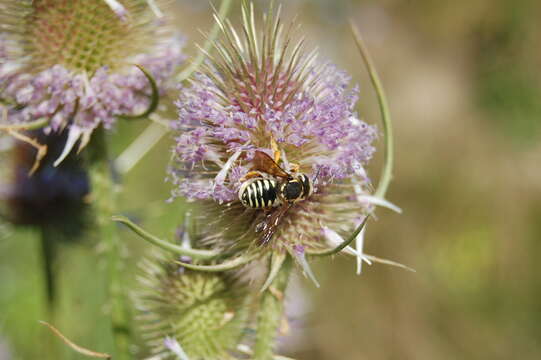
[238,148,313,245]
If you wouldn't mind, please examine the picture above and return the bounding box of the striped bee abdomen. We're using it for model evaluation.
[238,178,280,208]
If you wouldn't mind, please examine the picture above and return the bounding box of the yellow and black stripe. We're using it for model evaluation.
[298,174,312,199]
[239,178,280,208]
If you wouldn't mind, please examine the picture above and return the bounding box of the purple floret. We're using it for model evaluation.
[0,35,185,133]
[170,61,377,203]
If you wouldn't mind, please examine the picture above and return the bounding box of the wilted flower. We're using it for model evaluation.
[0,0,185,164]
[169,2,384,279]
[2,131,90,232]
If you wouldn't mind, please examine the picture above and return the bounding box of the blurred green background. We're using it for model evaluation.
[1,0,541,359]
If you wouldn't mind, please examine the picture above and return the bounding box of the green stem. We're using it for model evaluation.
[253,254,293,360]
[349,21,394,199]
[40,227,57,310]
[88,128,131,360]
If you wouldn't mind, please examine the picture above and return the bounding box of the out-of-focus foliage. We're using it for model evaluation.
[473,0,541,145]
[1,0,540,359]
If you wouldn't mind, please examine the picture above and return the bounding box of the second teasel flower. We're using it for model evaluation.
[169,2,386,278]
[0,0,185,164]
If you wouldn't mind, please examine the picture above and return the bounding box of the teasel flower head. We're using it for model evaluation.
[0,0,185,166]
[166,2,403,284]
[134,227,251,360]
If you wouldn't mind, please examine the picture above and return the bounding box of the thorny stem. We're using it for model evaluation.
[88,128,131,360]
[349,21,394,199]
[254,254,293,360]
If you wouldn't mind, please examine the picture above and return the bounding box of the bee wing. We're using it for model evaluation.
[257,203,293,246]
[252,151,289,179]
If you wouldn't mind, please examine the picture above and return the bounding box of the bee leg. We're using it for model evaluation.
[240,171,263,182]
[271,137,281,163]
[295,202,309,212]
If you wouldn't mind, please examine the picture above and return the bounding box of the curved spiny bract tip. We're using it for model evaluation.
[260,251,286,293]
[364,254,416,273]
[357,195,402,213]
[6,130,48,175]
[174,253,259,272]
[349,20,394,199]
[0,117,50,131]
[53,126,84,167]
[339,251,416,273]
[112,215,220,260]
[117,64,160,120]
[290,248,320,288]
[308,215,371,257]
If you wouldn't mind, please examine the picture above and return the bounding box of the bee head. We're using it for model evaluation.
[281,179,303,201]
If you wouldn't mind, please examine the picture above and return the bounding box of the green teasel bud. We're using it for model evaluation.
[135,251,252,360]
